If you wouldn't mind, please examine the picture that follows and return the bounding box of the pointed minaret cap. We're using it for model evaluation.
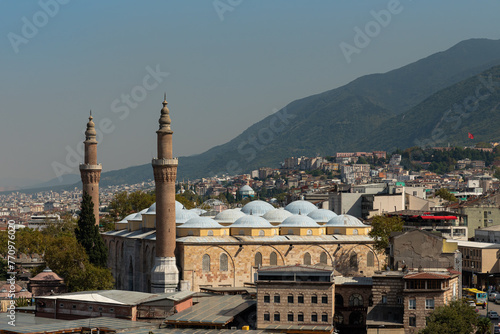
[159,93,172,131]
[85,110,97,139]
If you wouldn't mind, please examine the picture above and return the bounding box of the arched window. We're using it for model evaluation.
[304,252,311,265]
[320,252,328,264]
[220,253,228,272]
[350,253,358,268]
[353,229,358,235]
[311,312,318,322]
[223,229,227,235]
[270,251,277,265]
[349,311,364,325]
[207,230,213,236]
[255,252,262,267]
[259,230,265,236]
[349,293,363,307]
[307,229,313,235]
[335,294,344,307]
[367,251,374,267]
[202,254,210,272]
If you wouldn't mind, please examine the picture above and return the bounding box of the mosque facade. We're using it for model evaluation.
[101,98,385,293]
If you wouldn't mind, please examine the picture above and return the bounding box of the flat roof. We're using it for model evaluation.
[457,240,500,249]
[335,276,373,286]
[166,295,255,326]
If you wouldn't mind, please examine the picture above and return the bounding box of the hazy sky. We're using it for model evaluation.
[1,0,499,188]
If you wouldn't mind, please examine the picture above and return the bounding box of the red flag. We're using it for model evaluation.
[468,132,474,139]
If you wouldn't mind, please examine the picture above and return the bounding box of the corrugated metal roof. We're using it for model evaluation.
[166,295,255,326]
[259,264,334,273]
[40,290,188,305]
[335,276,373,285]
[457,240,500,249]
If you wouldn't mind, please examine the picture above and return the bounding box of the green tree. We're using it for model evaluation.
[108,190,155,220]
[368,215,403,252]
[420,299,491,334]
[75,193,108,267]
[435,188,458,202]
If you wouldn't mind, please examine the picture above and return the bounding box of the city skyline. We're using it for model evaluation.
[1,1,500,188]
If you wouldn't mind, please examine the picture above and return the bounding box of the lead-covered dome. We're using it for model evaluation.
[262,209,293,225]
[326,214,365,226]
[231,215,273,228]
[145,201,185,214]
[214,209,246,225]
[241,200,274,216]
[280,215,320,227]
[176,210,199,225]
[284,200,317,215]
[177,217,223,229]
[307,209,338,223]
[128,208,148,222]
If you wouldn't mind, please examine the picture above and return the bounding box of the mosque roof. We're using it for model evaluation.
[214,209,246,224]
[177,217,224,229]
[307,209,338,223]
[239,185,254,192]
[262,208,293,223]
[145,201,185,214]
[231,215,274,228]
[241,200,274,216]
[284,200,317,215]
[280,215,320,228]
[176,210,199,225]
[189,208,207,215]
[326,214,366,227]
[128,209,148,222]
[118,213,136,223]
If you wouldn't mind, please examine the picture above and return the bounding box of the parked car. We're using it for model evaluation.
[494,325,500,334]
[489,292,499,301]
[468,300,477,307]
[488,311,499,319]
[495,294,500,304]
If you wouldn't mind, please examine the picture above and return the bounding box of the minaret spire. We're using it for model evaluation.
[80,111,102,226]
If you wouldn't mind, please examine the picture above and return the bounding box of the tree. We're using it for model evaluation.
[75,193,108,267]
[108,190,155,220]
[420,299,491,334]
[435,188,458,202]
[368,215,403,252]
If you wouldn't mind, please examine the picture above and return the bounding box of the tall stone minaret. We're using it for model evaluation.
[151,95,179,293]
[80,112,102,226]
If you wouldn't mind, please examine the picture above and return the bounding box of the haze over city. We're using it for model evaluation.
[1,1,499,188]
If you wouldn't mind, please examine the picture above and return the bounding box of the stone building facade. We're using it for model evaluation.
[334,277,373,334]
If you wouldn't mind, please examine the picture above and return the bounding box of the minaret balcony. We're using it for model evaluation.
[79,164,102,170]
[152,158,178,166]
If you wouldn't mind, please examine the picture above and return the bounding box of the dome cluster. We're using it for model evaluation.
[116,199,371,237]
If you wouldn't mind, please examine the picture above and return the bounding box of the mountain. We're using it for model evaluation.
[355,65,500,151]
[175,38,500,179]
[27,174,81,189]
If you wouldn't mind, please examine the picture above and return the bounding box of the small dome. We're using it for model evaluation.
[231,215,273,228]
[326,214,365,226]
[145,201,185,214]
[189,208,207,215]
[214,209,246,224]
[241,200,274,216]
[176,210,199,225]
[262,209,293,224]
[239,185,254,192]
[177,217,224,229]
[281,215,320,227]
[128,208,148,222]
[284,200,317,215]
[118,213,136,223]
[307,209,338,223]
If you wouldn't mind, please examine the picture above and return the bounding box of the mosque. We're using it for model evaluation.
[81,97,384,293]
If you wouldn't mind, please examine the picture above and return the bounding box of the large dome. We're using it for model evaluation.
[326,214,365,226]
[281,215,320,228]
[231,215,273,228]
[241,200,274,216]
[176,210,199,225]
[177,217,223,229]
[214,209,246,225]
[307,209,338,223]
[239,185,254,192]
[284,200,317,215]
[262,209,293,224]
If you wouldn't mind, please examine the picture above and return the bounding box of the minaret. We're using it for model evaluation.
[80,112,102,226]
[151,95,179,293]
